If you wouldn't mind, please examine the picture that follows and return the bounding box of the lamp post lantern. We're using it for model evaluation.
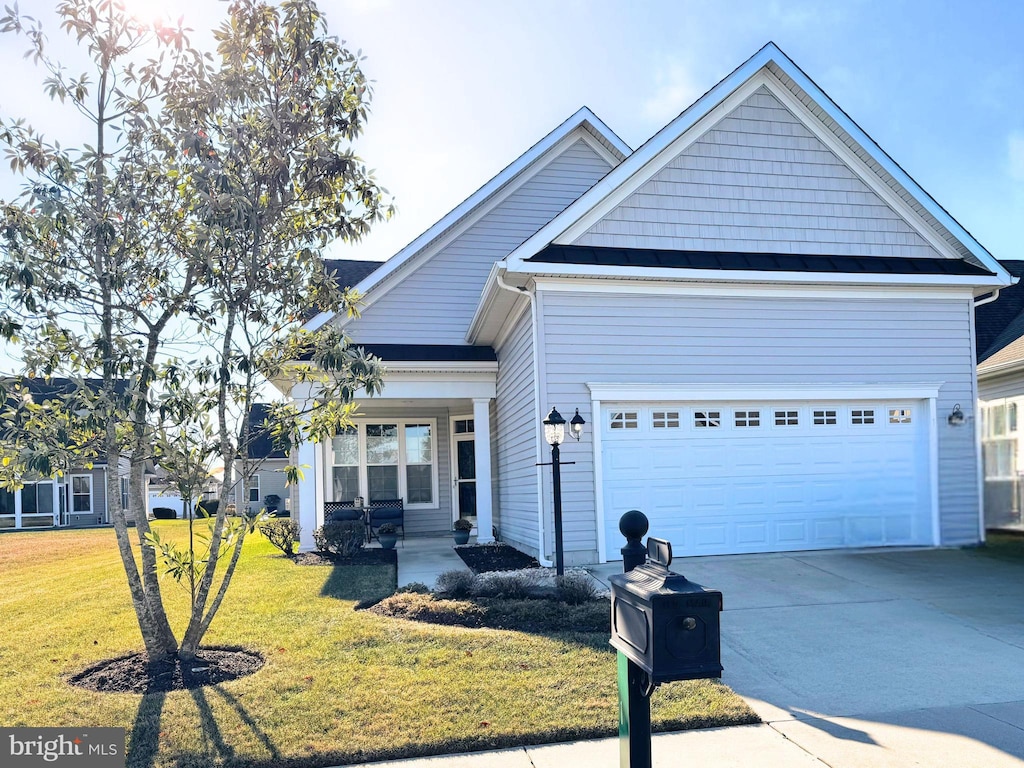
[541,406,585,576]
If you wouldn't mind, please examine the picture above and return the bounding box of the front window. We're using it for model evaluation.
[331,421,437,507]
[22,482,55,517]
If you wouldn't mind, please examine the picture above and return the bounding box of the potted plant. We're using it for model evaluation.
[377,522,398,550]
[452,517,473,545]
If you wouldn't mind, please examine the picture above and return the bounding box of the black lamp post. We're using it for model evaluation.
[542,406,585,576]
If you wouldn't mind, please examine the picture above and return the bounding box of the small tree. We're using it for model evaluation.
[0,0,389,663]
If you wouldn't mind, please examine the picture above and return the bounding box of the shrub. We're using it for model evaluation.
[472,569,545,599]
[371,592,485,627]
[435,568,475,598]
[453,518,473,531]
[378,522,397,535]
[152,507,176,520]
[313,520,364,557]
[398,581,431,594]
[225,503,237,516]
[556,570,601,605]
[264,494,282,514]
[260,519,301,557]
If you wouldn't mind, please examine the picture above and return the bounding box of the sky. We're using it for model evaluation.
[0,0,1022,275]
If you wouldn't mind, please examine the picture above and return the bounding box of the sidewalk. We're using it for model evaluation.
[346,700,1024,767]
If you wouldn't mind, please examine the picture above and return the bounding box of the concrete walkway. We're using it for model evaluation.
[361,546,1024,767]
[394,535,470,588]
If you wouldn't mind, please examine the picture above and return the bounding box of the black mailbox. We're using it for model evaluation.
[609,537,723,685]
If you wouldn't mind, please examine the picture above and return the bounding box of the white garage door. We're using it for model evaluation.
[601,400,933,560]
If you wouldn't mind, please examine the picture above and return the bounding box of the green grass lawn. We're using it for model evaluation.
[0,522,757,767]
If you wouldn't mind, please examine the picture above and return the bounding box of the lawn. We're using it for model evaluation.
[0,522,757,767]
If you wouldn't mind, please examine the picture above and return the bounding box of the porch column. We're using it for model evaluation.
[297,439,324,552]
[51,481,59,527]
[14,486,21,529]
[473,397,494,543]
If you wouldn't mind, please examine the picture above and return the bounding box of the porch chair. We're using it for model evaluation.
[366,499,405,543]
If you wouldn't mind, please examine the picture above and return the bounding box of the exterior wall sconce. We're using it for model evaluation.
[541,406,586,575]
[948,404,966,427]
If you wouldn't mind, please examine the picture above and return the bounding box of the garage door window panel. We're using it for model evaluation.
[852,408,876,425]
[774,410,799,427]
[652,411,680,429]
[813,409,838,426]
[735,410,761,427]
[610,411,638,430]
[889,408,912,424]
[694,410,721,428]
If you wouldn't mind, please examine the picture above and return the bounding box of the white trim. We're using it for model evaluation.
[591,395,607,563]
[472,398,495,544]
[535,290,553,565]
[449,413,475,526]
[501,43,1008,282]
[518,263,1003,290]
[492,296,531,352]
[381,361,498,375]
[585,382,943,403]
[928,397,942,546]
[368,372,496,401]
[531,277,977,301]
[309,110,629,331]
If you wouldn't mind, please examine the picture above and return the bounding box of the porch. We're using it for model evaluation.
[288,345,498,552]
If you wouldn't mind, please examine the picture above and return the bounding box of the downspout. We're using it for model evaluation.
[494,266,554,567]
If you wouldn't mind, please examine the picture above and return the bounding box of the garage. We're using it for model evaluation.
[599,398,935,560]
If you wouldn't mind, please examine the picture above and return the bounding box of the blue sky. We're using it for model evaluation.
[1,0,1022,268]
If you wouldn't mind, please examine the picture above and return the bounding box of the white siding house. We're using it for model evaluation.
[284,43,1010,564]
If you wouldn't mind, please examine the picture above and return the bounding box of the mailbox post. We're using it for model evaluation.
[610,511,723,768]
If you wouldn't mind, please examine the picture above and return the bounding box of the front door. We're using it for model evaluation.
[452,418,477,526]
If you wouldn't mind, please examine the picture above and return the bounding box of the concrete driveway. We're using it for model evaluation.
[590,547,1024,766]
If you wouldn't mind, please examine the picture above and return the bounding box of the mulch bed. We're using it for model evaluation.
[68,647,264,694]
[455,543,540,573]
[294,548,398,566]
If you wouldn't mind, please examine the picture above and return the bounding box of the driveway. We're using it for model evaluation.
[590,547,1024,766]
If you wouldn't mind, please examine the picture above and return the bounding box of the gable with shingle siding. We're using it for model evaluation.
[573,87,942,259]
[340,138,614,345]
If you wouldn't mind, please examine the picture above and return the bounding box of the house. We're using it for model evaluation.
[974,261,1024,528]
[0,377,133,530]
[230,403,294,516]
[279,42,1011,564]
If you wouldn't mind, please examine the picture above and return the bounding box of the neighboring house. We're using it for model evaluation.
[280,42,1011,564]
[0,377,133,530]
[232,403,293,516]
[975,261,1024,528]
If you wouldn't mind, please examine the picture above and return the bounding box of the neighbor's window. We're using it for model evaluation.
[71,476,91,513]
[984,440,1017,480]
[0,488,14,516]
[248,474,261,504]
[22,481,55,517]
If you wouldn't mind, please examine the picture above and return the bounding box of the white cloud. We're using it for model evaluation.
[1009,131,1024,182]
[641,61,703,127]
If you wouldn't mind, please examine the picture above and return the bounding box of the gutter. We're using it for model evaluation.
[494,266,554,567]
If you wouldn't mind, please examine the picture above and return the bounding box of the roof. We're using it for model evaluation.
[357,344,496,362]
[246,403,287,460]
[324,259,384,290]
[529,245,995,277]
[304,106,632,332]
[502,42,1011,283]
[977,261,1024,367]
[5,377,130,400]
